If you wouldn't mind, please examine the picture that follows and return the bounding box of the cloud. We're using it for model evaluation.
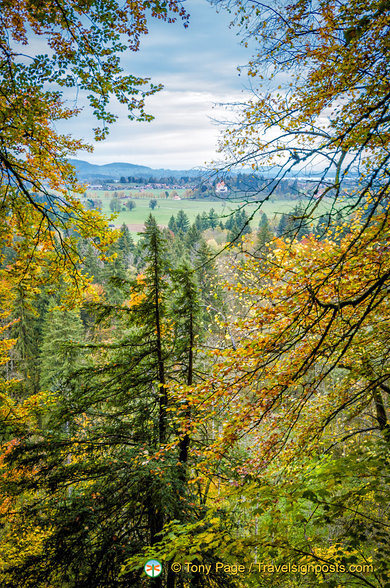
[56,0,254,169]
[78,88,247,169]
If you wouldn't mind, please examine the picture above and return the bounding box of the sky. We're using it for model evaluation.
[60,0,253,170]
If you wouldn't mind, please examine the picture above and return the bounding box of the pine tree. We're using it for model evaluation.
[288,202,311,239]
[168,214,177,233]
[117,224,134,261]
[10,288,41,397]
[194,213,203,231]
[200,211,210,230]
[184,223,202,250]
[208,208,218,229]
[39,299,85,394]
[258,212,268,228]
[277,213,289,237]
[4,216,201,588]
[175,209,190,233]
[170,264,199,480]
[257,215,274,249]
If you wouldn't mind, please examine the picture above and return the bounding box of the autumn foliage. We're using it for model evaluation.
[1,0,390,587]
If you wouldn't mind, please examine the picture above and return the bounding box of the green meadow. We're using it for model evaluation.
[86,189,342,235]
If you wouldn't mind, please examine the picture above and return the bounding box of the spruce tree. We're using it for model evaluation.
[175,210,190,233]
[194,213,203,231]
[194,239,224,316]
[39,299,85,394]
[10,287,41,397]
[200,211,210,230]
[168,214,177,234]
[4,216,200,588]
[170,263,199,480]
[288,202,311,239]
[117,223,134,260]
[257,215,274,249]
[224,212,235,232]
[226,210,251,242]
[208,208,218,229]
[184,224,202,250]
[100,238,129,304]
[277,212,289,237]
[236,209,251,235]
[258,212,268,228]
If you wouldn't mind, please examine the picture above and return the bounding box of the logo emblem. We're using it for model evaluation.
[145,559,162,578]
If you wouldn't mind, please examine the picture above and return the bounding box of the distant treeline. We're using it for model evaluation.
[88,173,356,202]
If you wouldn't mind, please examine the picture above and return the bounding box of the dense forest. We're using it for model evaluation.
[1,0,389,587]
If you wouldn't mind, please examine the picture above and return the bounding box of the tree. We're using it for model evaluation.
[145,441,388,588]
[194,239,224,312]
[257,214,273,249]
[258,212,268,229]
[109,197,121,213]
[276,213,289,237]
[0,0,188,302]
[2,216,208,587]
[226,209,251,243]
[149,198,158,210]
[213,0,390,309]
[117,224,134,260]
[184,224,202,249]
[179,5,390,580]
[175,210,190,233]
[125,199,136,211]
[168,215,178,234]
[162,211,390,587]
[316,212,332,239]
[169,264,200,479]
[202,211,390,463]
[194,212,211,232]
[208,208,219,230]
[215,0,389,199]
[209,0,390,430]
[288,202,311,239]
[9,288,41,398]
[39,300,85,393]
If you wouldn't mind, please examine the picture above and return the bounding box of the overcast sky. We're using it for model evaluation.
[59,0,253,170]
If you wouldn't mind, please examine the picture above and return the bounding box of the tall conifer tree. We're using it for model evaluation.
[4,216,203,587]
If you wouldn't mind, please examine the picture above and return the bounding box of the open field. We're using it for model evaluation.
[85,190,347,236]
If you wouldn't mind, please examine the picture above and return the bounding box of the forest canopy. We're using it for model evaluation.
[1,1,390,587]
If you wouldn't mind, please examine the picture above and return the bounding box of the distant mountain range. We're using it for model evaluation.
[69,159,204,181]
[69,159,347,183]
